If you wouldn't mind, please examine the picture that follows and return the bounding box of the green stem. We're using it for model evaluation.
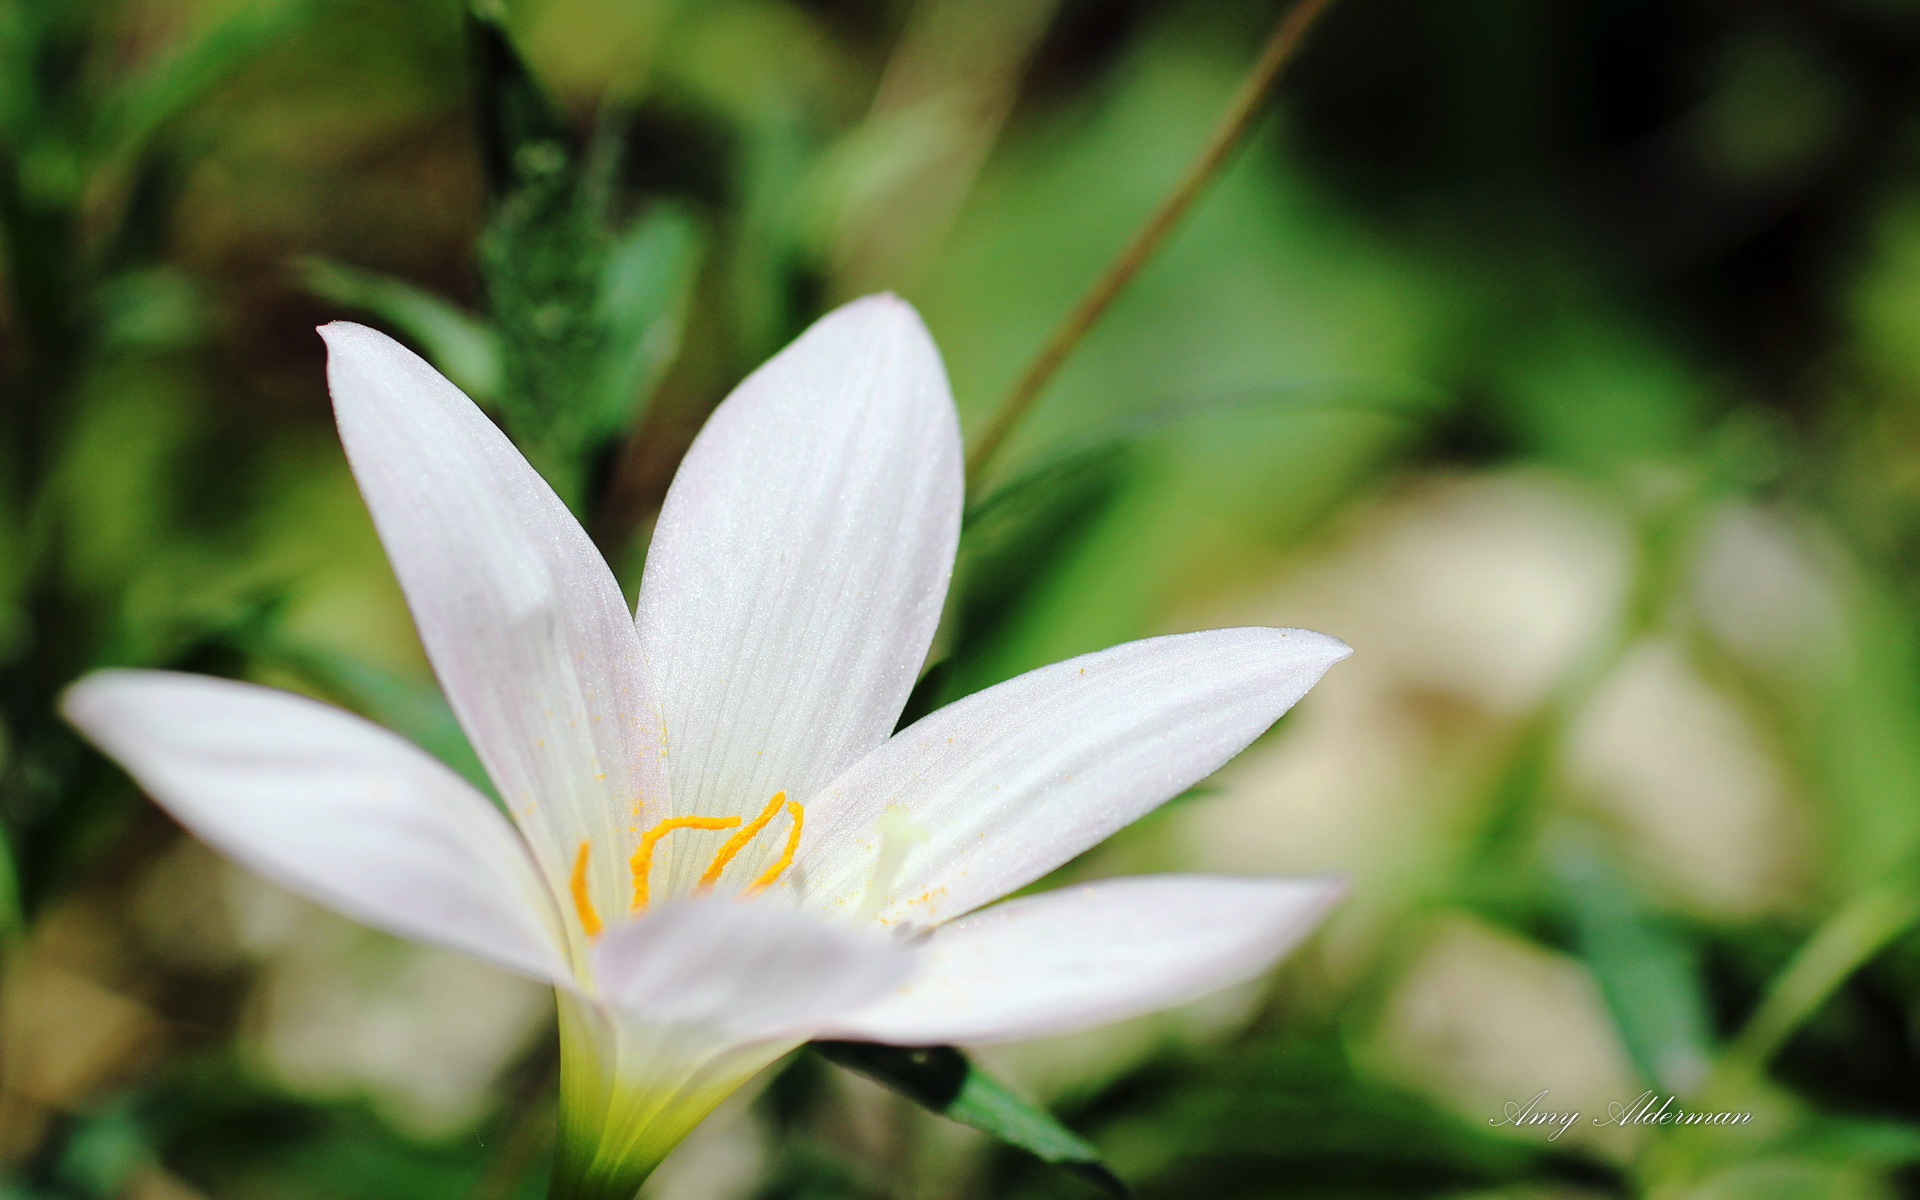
[963,0,1339,486]
[1726,879,1920,1073]
[1633,879,1920,1198]
[1462,492,1698,874]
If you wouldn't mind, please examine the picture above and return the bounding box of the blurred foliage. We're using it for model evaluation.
[813,1042,1125,1196]
[10,0,1920,1198]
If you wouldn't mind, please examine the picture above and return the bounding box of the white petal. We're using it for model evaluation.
[799,628,1350,927]
[62,670,568,983]
[322,322,669,921]
[633,295,962,894]
[828,875,1342,1045]
[591,899,914,1042]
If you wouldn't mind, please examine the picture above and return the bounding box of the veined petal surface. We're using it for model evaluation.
[553,899,917,1198]
[634,296,962,896]
[591,899,915,1042]
[799,628,1350,927]
[322,323,668,928]
[63,670,568,983]
[827,875,1342,1045]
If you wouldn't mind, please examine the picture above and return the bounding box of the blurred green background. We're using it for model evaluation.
[9,0,1920,1196]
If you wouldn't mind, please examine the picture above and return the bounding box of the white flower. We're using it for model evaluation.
[63,296,1350,1198]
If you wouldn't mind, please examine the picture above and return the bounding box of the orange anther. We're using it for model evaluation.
[570,840,602,939]
[629,815,741,911]
[744,801,805,896]
[695,792,786,894]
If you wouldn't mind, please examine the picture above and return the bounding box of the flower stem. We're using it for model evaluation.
[962,0,1339,486]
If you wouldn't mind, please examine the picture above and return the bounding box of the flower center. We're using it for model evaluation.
[567,792,806,938]
[630,815,742,911]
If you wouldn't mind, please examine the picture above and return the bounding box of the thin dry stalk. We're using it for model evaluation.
[964,0,1339,485]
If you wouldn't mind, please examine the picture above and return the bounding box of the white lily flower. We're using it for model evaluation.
[64,295,1350,1199]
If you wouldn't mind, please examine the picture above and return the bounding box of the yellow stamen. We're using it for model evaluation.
[630,815,741,911]
[570,840,602,939]
[695,792,786,893]
[744,801,805,896]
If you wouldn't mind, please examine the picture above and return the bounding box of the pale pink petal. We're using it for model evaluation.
[797,628,1349,927]
[828,875,1342,1045]
[591,899,914,1041]
[322,322,669,928]
[634,295,962,897]
[63,670,568,983]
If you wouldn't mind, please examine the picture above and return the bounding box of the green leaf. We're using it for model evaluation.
[466,10,602,496]
[466,6,572,203]
[1817,581,1920,890]
[299,257,503,403]
[1729,878,1920,1071]
[812,1042,1126,1197]
[1551,837,1714,1094]
[96,0,333,156]
[55,1102,150,1197]
[0,818,20,942]
[459,7,700,507]
[1091,1034,1578,1187]
[965,375,1443,527]
[0,1,42,148]
[1780,1113,1920,1166]
[585,205,702,438]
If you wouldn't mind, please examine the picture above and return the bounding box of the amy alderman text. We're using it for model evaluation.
[1490,1091,1754,1142]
